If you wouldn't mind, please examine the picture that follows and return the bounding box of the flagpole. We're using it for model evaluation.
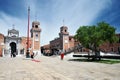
[26,6,30,58]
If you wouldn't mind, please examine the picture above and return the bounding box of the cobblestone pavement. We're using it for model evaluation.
[0,55,120,80]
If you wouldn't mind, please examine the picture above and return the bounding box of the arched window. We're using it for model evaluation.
[35,25,38,28]
[36,34,38,37]
[65,29,67,32]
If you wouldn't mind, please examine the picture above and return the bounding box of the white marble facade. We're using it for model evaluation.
[4,28,22,57]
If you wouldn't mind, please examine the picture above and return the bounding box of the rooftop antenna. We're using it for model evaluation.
[12,24,15,29]
[63,19,65,26]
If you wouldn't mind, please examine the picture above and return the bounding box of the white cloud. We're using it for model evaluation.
[0,0,112,46]
[37,0,112,45]
[0,12,27,37]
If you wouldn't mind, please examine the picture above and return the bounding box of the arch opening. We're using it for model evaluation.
[10,42,17,56]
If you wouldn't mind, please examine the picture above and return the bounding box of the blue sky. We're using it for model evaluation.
[0,0,120,45]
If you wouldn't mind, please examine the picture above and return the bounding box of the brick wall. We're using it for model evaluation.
[69,36,75,48]
[50,38,62,50]
[21,37,33,54]
[0,33,4,56]
[99,34,120,53]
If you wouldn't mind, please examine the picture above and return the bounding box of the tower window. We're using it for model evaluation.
[61,29,63,32]
[36,34,38,37]
[35,33,39,41]
[35,25,38,28]
[65,29,67,32]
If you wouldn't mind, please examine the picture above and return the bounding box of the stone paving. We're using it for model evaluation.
[0,54,120,80]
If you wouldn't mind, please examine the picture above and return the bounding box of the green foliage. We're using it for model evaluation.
[75,21,118,51]
[69,58,120,64]
[97,59,120,64]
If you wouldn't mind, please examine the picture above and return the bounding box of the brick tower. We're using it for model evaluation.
[31,21,41,54]
[59,26,69,52]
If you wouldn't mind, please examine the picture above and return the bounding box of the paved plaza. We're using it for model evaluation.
[0,54,120,80]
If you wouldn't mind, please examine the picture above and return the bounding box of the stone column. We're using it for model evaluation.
[17,44,20,56]
[18,48,20,56]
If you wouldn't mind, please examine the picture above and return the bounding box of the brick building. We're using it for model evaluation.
[41,44,51,55]
[99,34,120,54]
[50,26,75,53]
[42,25,120,55]
[0,21,41,57]
[42,25,81,54]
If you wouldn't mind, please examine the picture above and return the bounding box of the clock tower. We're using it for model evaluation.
[31,21,41,54]
[59,26,69,51]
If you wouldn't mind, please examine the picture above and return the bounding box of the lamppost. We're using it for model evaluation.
[1,43,4,57]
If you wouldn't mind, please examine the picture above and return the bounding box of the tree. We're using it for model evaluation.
[75,22,118,60]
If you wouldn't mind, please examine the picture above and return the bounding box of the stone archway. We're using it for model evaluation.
[10,42,16,55]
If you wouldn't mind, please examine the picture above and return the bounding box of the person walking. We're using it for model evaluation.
[31,52,34,59]
[60,51,64,60]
